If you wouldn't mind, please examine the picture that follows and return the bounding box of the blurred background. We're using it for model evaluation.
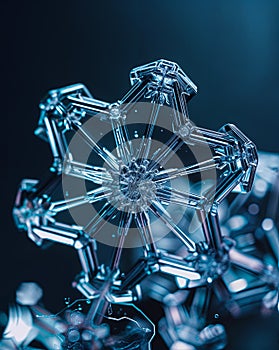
[2,0,279,348]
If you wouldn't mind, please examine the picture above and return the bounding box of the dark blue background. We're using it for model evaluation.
[2,1,279,348]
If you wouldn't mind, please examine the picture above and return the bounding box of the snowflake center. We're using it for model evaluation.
[119,160,156,203]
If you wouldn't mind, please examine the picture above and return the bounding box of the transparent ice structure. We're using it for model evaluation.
[12,59,261,349]
[219,151,279,316]
[141,151,279,349]
[0,282,63,349]
[0,283,154,350]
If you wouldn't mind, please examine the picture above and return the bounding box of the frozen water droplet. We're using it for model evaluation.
[68,328,80,343]
[82,329,94,341]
